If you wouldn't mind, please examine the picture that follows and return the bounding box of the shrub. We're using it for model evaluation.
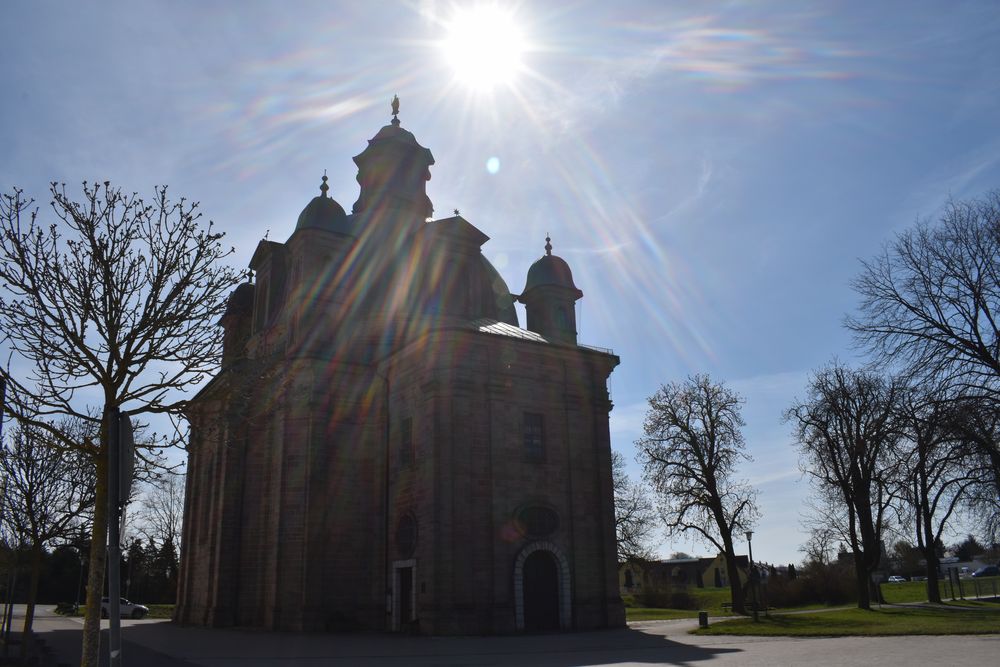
[638,589,673,608]
[54,602,78,615]
[638,586,699,609]
[667,588,698,610]
[765,563,856,608]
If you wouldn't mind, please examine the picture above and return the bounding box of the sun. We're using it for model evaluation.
[439,5,528,91]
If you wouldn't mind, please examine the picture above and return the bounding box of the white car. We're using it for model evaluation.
[887,575,907,583]
[101,597,149,619]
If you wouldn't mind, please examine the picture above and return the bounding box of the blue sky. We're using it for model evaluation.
[2,0,999,565]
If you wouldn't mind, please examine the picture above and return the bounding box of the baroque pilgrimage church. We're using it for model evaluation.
[177,100,625,634]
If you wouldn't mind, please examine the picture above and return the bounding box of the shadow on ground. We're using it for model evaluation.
[39,622,742,667]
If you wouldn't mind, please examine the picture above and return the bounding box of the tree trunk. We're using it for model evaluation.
[20,542,43,657]
[853,551,871,610]
[81,451,108,667]
[919,509,942,603]
[723,549,746,615]
[924,553,942,604]
[868,575,884,605]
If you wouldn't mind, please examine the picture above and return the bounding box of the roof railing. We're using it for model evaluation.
[579,343,615,355]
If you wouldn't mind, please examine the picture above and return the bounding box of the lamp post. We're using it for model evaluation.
[74,528,87,613]
[746,530,759,622]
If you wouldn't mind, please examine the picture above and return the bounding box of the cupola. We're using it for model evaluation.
[351,96,434,222]
[518,236,583,344]
[294,173,352,236]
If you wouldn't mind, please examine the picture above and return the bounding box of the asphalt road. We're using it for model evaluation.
[19,605,1000,666]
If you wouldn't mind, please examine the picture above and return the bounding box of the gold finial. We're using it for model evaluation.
[391,94,400,126]
[320,170,329,198]
[545,234,552,256]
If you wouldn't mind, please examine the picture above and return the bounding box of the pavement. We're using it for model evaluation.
[18,605,1000,667]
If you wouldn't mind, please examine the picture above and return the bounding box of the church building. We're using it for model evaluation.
[176,100,625,634]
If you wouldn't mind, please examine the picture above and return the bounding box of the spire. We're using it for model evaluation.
[391,94,400,127]
[545,233,552,256]
[320,171,329,198]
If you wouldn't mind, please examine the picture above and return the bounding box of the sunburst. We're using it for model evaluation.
[439,4,528,91]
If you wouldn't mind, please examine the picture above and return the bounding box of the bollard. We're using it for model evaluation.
[698,611,709,628]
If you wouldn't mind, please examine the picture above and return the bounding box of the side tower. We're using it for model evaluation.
[518,236,583,345]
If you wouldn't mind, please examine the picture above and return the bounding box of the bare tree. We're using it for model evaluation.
[0,421,94,642]
[135,471,185,552]
[0,182,239,666]
[636,375,758,614]
[847,191,1000,485]
[800,524,839,568]
[786,363,904,610]
[947,395,1000,538]
[611,450,658,562]
[894,390,982,602]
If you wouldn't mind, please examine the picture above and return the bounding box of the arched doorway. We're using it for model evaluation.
[513,541,571,632]
[523,551,559,632]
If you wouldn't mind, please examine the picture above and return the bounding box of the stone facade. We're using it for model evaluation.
[176,104,625,634]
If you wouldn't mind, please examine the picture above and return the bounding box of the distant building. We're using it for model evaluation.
[619,554,750,596]
[619,558,708,596]
[176,102,624,634]
[700,553,750,589]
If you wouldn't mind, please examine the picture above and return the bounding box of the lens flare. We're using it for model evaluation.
[440,5,527,91]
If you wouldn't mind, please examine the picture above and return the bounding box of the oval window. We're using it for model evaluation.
[516,506,559,538]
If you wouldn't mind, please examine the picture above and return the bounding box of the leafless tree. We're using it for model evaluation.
[0,181,239,666]
[134,471,185,552]
[946,394,1000,538]
[0,420,94,642]
[893,390,983,601]
[786,363,904,610]
[799,524,839,568]
[636,375,758,614]
[847,191,1000,486]
[611,450,658,562]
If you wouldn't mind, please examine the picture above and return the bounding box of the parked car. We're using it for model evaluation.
[100,597,149,619]
[887,575,907,583]
[971,565,999,578]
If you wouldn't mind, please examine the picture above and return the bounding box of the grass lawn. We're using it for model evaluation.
[881,576,1000,604]
[623,587,735,622]
[624,596,845,622]
[881,580,944,604]
[145,604,174,619]
[693,605,1000,637]
[626,607,698,621]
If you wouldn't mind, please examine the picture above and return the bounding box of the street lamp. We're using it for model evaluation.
[745,530,759,622]
[74,538,86,613]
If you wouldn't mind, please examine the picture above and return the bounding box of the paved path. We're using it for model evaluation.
[22,606,1000,666]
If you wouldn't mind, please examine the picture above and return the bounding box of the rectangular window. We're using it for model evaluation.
[524,412,544,462]
[399,417,414,468]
